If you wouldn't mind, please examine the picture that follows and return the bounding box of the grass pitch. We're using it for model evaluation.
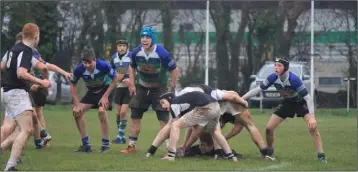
[0,106,356,171]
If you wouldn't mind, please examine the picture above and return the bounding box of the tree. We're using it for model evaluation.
[210,2,231,90]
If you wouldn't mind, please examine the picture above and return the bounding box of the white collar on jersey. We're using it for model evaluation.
[116,51,129,58]
[141,44,157,54]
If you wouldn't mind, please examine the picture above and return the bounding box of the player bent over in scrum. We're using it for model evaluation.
[1,23,51,171]
[242,57,327,163]
[146,91,237,161]
[70,48,118,153]
[180,101,274,160]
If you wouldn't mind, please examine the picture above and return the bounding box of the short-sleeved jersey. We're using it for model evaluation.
[110,51,131,88]
[130,44,177,88]
[2,43,39,92]
[260,72,308,102]
[170,91,217,118]
[177,84,225,101]
[70,59,116,93]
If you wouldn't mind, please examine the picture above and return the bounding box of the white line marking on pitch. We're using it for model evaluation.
[255,161,291,171]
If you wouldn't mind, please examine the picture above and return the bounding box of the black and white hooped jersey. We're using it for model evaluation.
[170,91,217,118]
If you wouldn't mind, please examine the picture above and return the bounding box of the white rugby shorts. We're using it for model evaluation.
[3,89,33,119]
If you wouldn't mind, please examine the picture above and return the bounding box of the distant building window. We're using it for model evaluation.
[319,77,342,85]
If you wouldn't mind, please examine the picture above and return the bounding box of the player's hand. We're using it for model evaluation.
[129,85,136,96]
[41,79,51,88]
[176,147,186,157]
[117,74,124,81]
[122,78,130,85]
[243,100,249,108]
[30,84,39,92]
[308,117,317,130]
[99,96,110,110]
[64,72,72,81]
[72,105,82,118]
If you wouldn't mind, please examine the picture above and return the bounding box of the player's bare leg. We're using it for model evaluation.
[1,116,16,143]
[237,110,274,160]
[98,106,110,152]
[264,114,284,159]
[32,112,45,148]
[303,114,327,163]
[4,110,33,171]
[34,106,52,146]
[146,119,172,157]
[73,103,92,153]
[165,118,189,160]
[237,110,265,148]
[265,114,284,148]
[209,123,237,161]
[1,126,19,151]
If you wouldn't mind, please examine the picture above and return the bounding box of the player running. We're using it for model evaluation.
[70,48,118,153]
[1,23,51,171]
[242,57,327,163]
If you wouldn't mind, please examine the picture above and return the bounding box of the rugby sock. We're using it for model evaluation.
[260,147,269,156]
[4,157,16,171]
[82,136,91,147]
[116,115,121,129]
[317,152,325,158]
[40,129,48,138]
[102,138,110,147]
[117,120,127,139]
[167,150,176,157]
[147,145,158,155]
[34,139,43,147]
[128,136,137,146]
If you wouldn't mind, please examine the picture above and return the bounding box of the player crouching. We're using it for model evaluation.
[145,91,238,162]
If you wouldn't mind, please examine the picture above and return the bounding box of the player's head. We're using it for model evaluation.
[274,57,289,76]
[158,92,175,111]
[199,132,214,153]
[21,23,40,47]
[116,39,128,55]
[15,32,22,44]
[81,48,96,71]
[140,26,156,49]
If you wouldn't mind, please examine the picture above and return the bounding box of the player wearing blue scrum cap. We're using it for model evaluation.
[121,26,180,153]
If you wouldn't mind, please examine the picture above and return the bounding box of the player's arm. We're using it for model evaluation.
[212,90,248,107]
[33,58,49,80]
[69,67,82,105]
[102,63,118,98]
[161,51,180,92]
[242,73,277,100]
[292,78,315,115]
[17,52,46,86]
[46,63,71,80]
[128,52,138,88]
[181,128,193,148]
[225,123,244,140]
[1,51,8,72]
